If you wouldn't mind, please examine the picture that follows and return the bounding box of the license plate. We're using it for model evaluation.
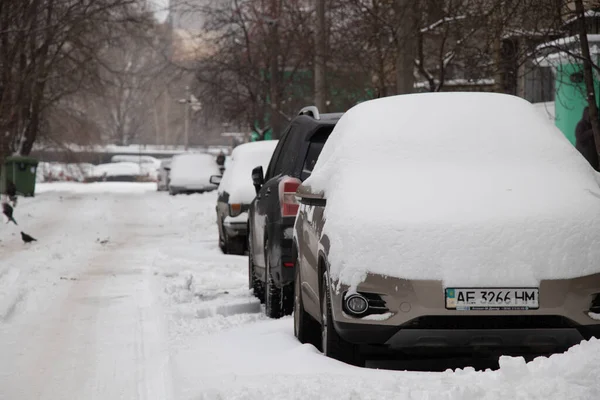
[445,288,539,311]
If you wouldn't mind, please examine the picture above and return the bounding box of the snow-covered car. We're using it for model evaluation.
[111,154,160,166]
[157,159,172,191]
[86,162,142,182]
[292,93,600,366]
[212,141,278,255]
[168,153,221,195]
[111,155,160,181]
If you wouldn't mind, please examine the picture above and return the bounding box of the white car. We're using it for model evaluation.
[111,155,160,181]
[168,153,221,195]
[157,159,172,191]
[87,162,141,182]
[212,141,278,254]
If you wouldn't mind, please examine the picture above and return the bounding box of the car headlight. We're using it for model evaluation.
[229,203,242,217]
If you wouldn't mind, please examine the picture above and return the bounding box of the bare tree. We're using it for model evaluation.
[574,0,600,155]
[194,0,314,137]
[0,0,150,161]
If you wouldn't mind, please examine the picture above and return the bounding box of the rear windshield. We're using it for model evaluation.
[301,127,332,181]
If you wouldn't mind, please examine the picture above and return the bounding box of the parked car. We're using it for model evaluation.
[157,159,172,191]
[292,93,600,366]
[212,141,278,255]
[248,106,343,318]
[168,153,220,195]
[85,162,142,182]
[112,155,160,181]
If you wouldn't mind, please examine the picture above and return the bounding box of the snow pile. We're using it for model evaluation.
[36,162,95,182]
[36,182,157,193]
[169,153,221,187]
[219,140,278,203]
[304,93,600,288]
[177,324,600,399]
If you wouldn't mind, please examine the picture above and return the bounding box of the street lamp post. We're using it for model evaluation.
[178,86,202,151]
[184,92,190,150]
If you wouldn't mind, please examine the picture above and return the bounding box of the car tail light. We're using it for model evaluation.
[280,178,301,217]
[230,203,242,217]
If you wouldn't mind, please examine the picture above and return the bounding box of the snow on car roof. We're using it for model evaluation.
[219,141,278,204]
[304,92,600,289]
[170,152,221,186]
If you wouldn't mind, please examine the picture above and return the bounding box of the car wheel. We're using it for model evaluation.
[321,271,364,366]
[249,241,264,303]
[294,261,321,349]
[265,239,293,318]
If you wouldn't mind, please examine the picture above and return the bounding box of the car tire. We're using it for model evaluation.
[248,240,265,303]
[265,239,293,319]
[294,262,321,349]
[321,271,364,367]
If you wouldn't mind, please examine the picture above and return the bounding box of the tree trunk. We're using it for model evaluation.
[314,0,327,111]
[575,0,600,162]
[395,0,416,94]
[268,0,283,139]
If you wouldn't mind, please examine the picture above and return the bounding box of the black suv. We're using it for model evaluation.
[248,106,342,318]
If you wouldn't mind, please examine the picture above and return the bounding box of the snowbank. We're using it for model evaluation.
[184,334,600,399]
[36,182,157,194]
[36,162,94,182]
[304,93,600,288]
[169,153,221,188]
[219,141,278,204]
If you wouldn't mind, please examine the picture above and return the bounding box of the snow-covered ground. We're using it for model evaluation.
[0,183,599,400]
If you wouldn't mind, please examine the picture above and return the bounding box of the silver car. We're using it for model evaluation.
[292,93,600,366]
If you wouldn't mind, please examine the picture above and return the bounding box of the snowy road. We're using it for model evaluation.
[1,183,599,400]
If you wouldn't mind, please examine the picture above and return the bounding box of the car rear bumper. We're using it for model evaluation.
[329,272,600,349]
[224,214,248,237]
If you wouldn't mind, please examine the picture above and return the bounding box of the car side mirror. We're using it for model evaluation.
[210,175,222,185]
[252,166,265,193]
[164,166,171,171]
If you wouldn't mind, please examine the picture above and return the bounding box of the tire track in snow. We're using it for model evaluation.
[0,268,24,321]
[0,191,174,400]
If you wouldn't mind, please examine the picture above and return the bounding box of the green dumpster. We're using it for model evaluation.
[0,156,39,197]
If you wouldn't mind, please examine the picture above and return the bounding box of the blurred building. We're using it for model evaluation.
[166,0,217,62]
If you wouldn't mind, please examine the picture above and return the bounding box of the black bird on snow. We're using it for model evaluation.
[21,231,37,243]
[5,180,17,206]
[2,202,17,225]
